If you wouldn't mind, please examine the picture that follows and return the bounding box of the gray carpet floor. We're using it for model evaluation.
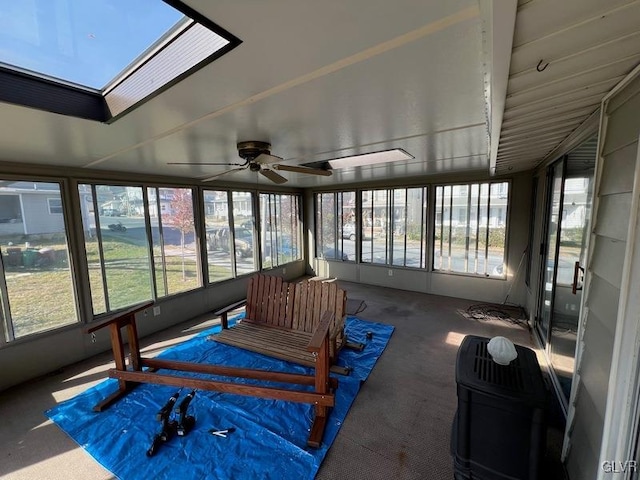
[0,281,567,479]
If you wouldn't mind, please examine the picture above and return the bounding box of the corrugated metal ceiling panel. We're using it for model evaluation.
[495,0,640,174]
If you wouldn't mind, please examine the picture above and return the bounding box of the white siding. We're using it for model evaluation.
[21,194,65,235]
[565,73,640,480]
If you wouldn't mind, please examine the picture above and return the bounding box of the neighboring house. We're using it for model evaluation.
[0,182,64,236]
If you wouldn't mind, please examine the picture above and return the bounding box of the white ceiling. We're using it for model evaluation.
[495,0,640,174]
[0,0,638,187]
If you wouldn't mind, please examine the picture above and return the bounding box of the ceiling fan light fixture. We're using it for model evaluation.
[327,148,414,169]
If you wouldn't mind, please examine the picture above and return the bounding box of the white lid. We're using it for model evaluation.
[487,336,518,365]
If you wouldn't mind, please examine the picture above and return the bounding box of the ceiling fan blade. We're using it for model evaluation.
[260,169,288,184]
[254,153,283,165]
[200,167,247,182]
[169,161,246,166]
[273,164,333,176]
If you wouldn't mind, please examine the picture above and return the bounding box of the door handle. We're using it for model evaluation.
[572,261,585,295]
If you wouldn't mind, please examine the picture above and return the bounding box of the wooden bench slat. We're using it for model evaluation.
[246,277,256,319]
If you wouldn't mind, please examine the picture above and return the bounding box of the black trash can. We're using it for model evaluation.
[451,335,547,480]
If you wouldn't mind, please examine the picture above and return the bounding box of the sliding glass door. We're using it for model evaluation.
[537,146,595,408]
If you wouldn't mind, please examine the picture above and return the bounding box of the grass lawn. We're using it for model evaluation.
[5,234,232,338]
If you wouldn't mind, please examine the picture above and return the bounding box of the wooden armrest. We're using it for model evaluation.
[213,299,247,317]
[85,301,153,334]
[307,311,334,353]
[214,298,247,329]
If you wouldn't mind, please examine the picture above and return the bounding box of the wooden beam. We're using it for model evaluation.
[108,369,335,407]
[307,311,333,352]
[142,357,338,389]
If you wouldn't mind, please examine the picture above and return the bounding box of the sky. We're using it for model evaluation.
[0,0,184,89]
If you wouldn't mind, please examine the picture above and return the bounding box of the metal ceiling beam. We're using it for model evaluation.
[480,0,518,176]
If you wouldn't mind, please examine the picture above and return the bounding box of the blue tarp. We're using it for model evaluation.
[46,316,393,480]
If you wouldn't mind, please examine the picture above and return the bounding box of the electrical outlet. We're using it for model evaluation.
[388,269,393,277]
[153,306,161,316]
[144,309,148,317]
[282,267,286,275]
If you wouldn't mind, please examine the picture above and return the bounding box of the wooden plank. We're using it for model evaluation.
[109,323,126,372]
[246,276,256,319]
[219,325,313,349]
[126,315,141,371]
[327,283,337,334]
[256,274,266,321]
[308,311,333,352]
[141,357,328,387]
[293,282,305,330]
[336,287,346,322]
[320,283,329,328]
[282,281,291,328]
[274,277,283,326]
[109,369,335,406]
[305,282,316,333]
[307,414,327,448]
[85,301,153,334]
[266,276,276,325]
[327,283,338,336]
[285,282,295,327]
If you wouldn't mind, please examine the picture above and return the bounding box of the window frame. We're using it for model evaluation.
[315,191,356,262]
[359,186,428,268]
[47,197,63,215]
[202,188,259,283]
[0,177,80,344]
[432,180,510,278]
[258,192,303,270]
[79,181,203,316]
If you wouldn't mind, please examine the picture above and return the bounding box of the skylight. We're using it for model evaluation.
[327,149,414,169]
[0,0,240,121]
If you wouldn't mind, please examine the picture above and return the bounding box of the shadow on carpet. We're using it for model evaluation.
[46,316,393,480]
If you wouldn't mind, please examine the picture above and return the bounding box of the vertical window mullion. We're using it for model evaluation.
[484,183,492,276]
[92,185,110,311]
[464,186,472,273]
[154,188,168,297]
[448,186,453,271]
[268,195,274,268]
[0,255,14,341]
[420,187,426,269]
[475,185,481,274]
[403,189,408,267]
[387,189,392,265]
[227,191,237,277]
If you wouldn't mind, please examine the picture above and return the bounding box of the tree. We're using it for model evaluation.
[167,189,194,281]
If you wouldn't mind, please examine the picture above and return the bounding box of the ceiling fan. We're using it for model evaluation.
[168,141,332,184]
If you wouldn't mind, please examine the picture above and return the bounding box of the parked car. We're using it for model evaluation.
[341,223,356,240]
[101,207,124,216]
[207,226,253,258]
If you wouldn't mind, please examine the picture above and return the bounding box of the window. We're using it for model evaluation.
[434,182,509,277]
[79,183,201,315]
[148,187,199,296]
[391,187,428,268]
[315,191,356,261]
[0,180,77,340]
[259,193,302,269]
[360,187,428,268]
[0,1,240,121]
[203,190,257,282]
[47,198,63,214]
